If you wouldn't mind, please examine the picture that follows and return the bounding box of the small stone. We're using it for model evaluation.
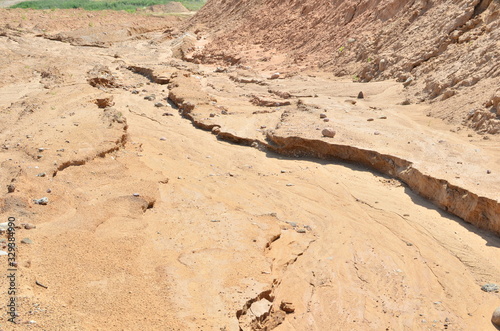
[33,197,48,205]
[24,224,36,230]
[160,137,167,141]
[367,118,375,121]
[296,228,306,233]
[260,125,267,129]
[212,126,221,135]
[281,170,286,173]
[357,91,364,99]
[320,113,327,118]
[21,238,33,244]
[322,128,336,138]
[163,112,174,116]
[379,116,387,119]
[403,77,413,87]
[36,172,46,177]
[131,90,139,94]
[38,148,46,152]
[280,301,295,314]
[286,183,294,187]
[286,221,298,227]
[374,131,381,135]
[401,100,411,105]
[133,193,140,197]
[154,102,164,107]
[144,95,155,101]
[47,188,52,193]
[210,219,221,223]
[209,113,216,118]
[492,307,500,327]
[468,134,473,137]
[481,283,499,292]
[7,184,15,193]
[324,118,330,122]
[270,73,280,79]
[487,170,491,174]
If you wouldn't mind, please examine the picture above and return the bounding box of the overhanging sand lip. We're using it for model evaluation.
[167,69,500,237]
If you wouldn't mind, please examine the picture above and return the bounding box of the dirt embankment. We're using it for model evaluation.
[190,0,500,133]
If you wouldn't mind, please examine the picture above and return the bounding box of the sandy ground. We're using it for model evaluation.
[0,8,499,331]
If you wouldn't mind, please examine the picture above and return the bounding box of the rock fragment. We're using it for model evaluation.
[33,197,48,205]
[322,128,336,138]
[357,91,364,99]
[7,184,15,193]
[481,283,499,292]
[492,307,500,327]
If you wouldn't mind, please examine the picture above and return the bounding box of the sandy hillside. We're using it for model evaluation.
[0,4,499,331]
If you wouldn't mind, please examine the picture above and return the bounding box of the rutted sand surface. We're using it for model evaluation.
[0,8,499,331]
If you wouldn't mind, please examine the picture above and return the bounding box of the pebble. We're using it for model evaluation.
[481,283,499,292]
[160,137,167,141]
[492,307,500,327]
[21,238,33,244]
[357,91,364,99]
[24,224,36,230]
[379,116,387,119]
[144,95,155,101]
[367,118,374,121]
[296,228,306,233]
[270,73,280,79]
[286,221,298,227]
[133,193,140,197]
[47,188,52,193]
[131,90,139,94]
[320,113,327,119]
[163,112,174,116]
[286,183,294,187]
[154,102,164,107]
[280,170,287,173]
[323,118,330,122]
[322,128,336,138]
[7,184,15,193]
[374,131,381,135]
[33,197,48,205]
[36,172,46,177]
[487,170,491,174]
[209,113,216,117]
[210,219,221,223]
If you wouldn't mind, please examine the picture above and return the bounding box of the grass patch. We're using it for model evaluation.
[11,0,206,11]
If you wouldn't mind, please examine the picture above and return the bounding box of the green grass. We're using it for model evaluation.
[11,0,205,11]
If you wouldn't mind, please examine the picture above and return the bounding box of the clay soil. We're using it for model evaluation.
[0,6,499,331]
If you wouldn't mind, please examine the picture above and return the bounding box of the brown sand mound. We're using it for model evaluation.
[190,0,500,133]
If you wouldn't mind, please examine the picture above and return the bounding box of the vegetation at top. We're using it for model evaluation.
[11,0,206,12]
